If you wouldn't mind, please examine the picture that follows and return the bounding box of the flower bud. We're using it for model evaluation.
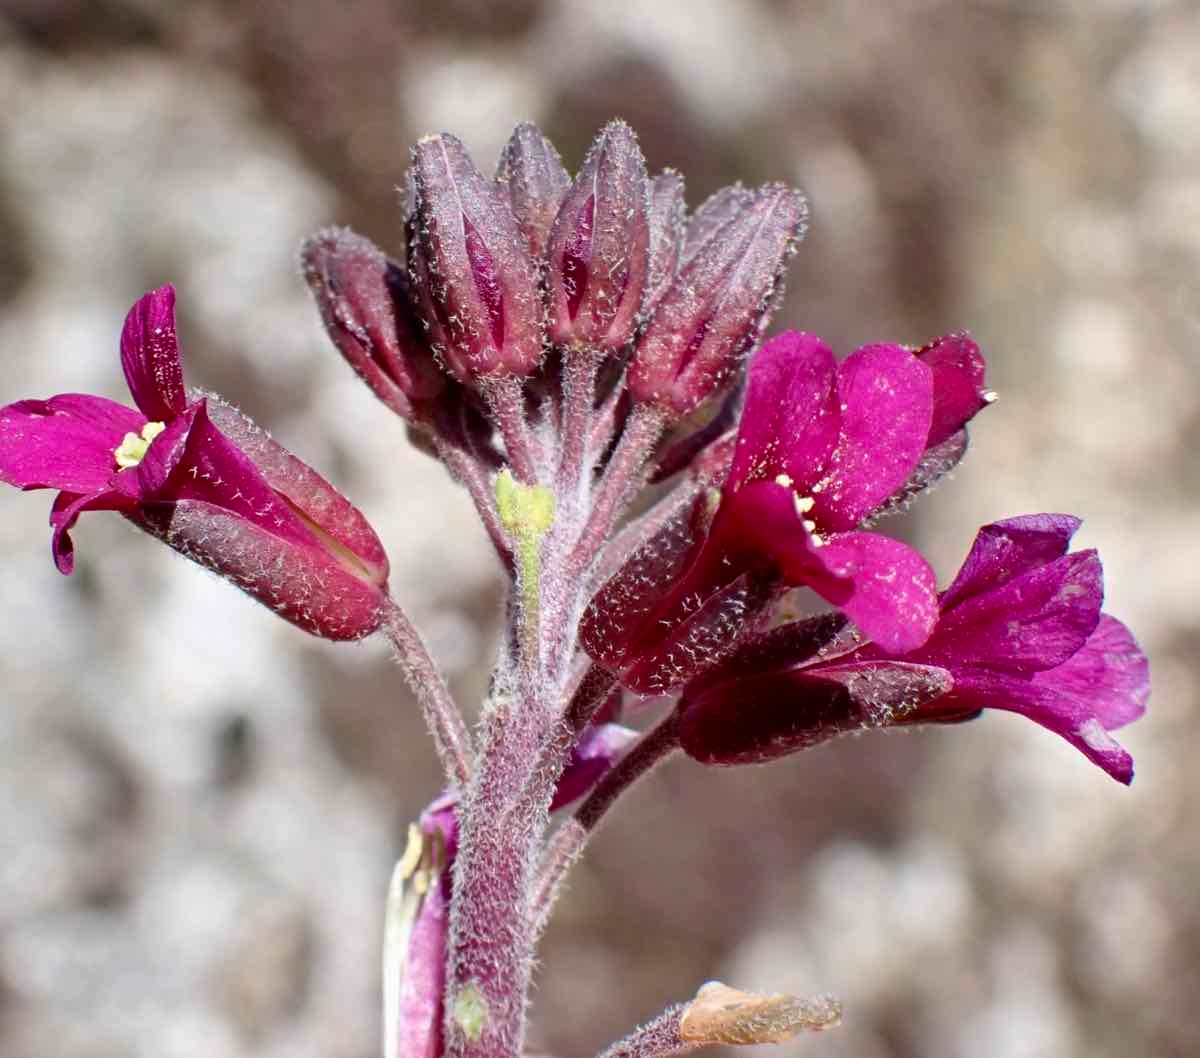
[133,395,390,641]
[679,183,756,270]
[628,183,808,419]
[643,169,686,317]
[546,120,650,351]
[301,227,445,420]
[409,133,544,382]
[495,121,570,263]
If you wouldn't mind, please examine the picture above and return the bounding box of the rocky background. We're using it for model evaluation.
[0,2,1195,1057]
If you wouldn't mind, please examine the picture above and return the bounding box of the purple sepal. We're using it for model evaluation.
[409,133,544,381]
[301,227,445,420]
[495,121,571,263]
[643,169,686,317]
[679,184,757,270]
[629,185,808,419]
[389,794,459,1058]
[679,661,950,765]
[547,120,650,351]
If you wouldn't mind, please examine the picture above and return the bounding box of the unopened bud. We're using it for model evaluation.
[643,169,686,317]
[302,227,444,420]
[679,183,756,270]
[409,133,543,382]
[628,183,807,419]
[495,121,571,263]
[547,120,649,351]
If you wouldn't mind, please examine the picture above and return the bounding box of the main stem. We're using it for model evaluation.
[441,386,668,1058]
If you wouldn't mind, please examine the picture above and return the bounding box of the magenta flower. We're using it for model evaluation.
[0,285,390,640]
[583,329,990,692]
[678,514,1149,783]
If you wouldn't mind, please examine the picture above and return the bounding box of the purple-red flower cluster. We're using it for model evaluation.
[0,117,1147,786]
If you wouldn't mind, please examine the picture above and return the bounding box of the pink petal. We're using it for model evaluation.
[929,549,1102,674]
[727,331,840,491]
[813,531,939,654]
[120,285,187,421]
[720,484,937,653]
[49,487,135,574]
[940,514,1082,610]
[1033,614,1149,730]
[809,344,933,531]
[917,333,990,447]
[718,480,851,603]
[0,394,143,493]
[949,670,1135,784]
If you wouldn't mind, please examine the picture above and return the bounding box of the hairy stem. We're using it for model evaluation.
[382,600,473,790]
[530,818,587,941]
[433,436,512,564]
[555,348,600,500]
[576,712,680,833]
[570,403,666,577]
[484,375,539,484]
[596,1005,696,1058]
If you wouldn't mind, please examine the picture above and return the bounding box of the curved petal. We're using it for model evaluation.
[49,487,135,574]
[140,400,315,550]
[120,285,187,421]
[133,403,200,495]
[720,480,851,603]
[0,394,142,493]
[940,513,1082,610]
[1033,614,1149,730]
[813,531,939,654]
[929,549,1102,674]
[809,344,933,531]
[727,331,839,491]
[917,333,990,448]
[949,669,1135,784]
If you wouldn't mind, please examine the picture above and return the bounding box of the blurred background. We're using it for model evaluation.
[0,1,1195,1056]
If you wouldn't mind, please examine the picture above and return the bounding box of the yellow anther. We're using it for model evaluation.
[113,420,166,469]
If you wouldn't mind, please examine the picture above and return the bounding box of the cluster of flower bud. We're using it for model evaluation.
[302,120,809,436]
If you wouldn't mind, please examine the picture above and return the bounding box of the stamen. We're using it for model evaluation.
[114,420,166,469]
